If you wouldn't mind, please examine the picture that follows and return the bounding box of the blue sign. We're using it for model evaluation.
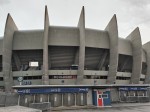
[22,81,32,85]
[17,88,88,94]
[119,87,147,91]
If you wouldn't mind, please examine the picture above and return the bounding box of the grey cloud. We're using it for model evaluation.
[122,0,150,7]
[0,0,10,5]
[0,0,150,44]
[119,0,150,26]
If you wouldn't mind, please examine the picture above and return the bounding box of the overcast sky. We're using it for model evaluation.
[0,0,150,44]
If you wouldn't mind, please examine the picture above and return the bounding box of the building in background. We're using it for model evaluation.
[0,6,150,108]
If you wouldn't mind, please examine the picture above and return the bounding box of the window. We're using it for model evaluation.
[140,78,145,81]
[84,75,107,79]
[128,91,136,96]
[70,65,78,70]
[102,94,108,98]
[138,91,147,97]
[13,76,42,80]
[100,76,107,79]
[99,95,102,98]
[116,76,130,80]
[49,75,77,79]
[0,77,3,81]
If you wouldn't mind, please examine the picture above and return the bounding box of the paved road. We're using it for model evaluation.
[0,106,41,112]
[59,106,149,112]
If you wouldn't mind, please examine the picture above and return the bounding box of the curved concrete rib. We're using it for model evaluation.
[3,14,18,92]
[105,15,118,84]
[42,6,49,85]
[76,6,85,84]
[126,27,142,84]
[143,42,150,84]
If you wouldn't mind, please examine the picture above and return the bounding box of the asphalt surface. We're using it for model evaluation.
[51,105,150,112]
[0,106,42,112]
[61,106,149,112]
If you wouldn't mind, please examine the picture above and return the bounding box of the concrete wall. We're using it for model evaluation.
[12,26,113,50]
[13,70,43,77]
[49,26,79,46]
[0,93,18,106]
[11,26,111,50]
[13,30,43,50]
[142,49,146,62]
[84,70,108,76]
[49,70,77,75]
[85,29,109,48]
[49,79,76,85]
[5,93,18,106]
[0,92,6,106]
[118,38,132,55]
[83,79,106,85]
[0,70,109,86]
[116,80,130,84]
[14,80,42,85]
[0,39,3,55]
[0,7,148,87]
[9,70,136,86]
[117,72,131,77]
[0,81,4,87]
[110,88,120,102]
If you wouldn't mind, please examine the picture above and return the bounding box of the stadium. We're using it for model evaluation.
[0,6,150,108]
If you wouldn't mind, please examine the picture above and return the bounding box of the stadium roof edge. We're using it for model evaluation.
[12,84,150,89]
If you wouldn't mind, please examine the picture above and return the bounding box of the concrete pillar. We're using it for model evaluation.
[143,42,150,84]
[42,6,49,85]
[24,95,33,107]
[3,14,18,92]
[86,89,92,105]
[50,94,62,107]
[126,27,142,84]
[35,94,48,103]
[76,6,85,84]
[105,15,118,84]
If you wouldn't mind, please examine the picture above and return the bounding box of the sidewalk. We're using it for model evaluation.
[0,106,42,112]
[49,102,150,111]
[112,102,150,107]
[50,105,96,111]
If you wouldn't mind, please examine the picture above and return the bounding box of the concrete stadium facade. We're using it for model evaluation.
[1,6,150,108]
[0,6,149,90]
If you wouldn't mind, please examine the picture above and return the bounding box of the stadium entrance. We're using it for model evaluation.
[92,89,111,107]
[12,85,150,109]
[17,86,88,107]
[119,86,149,102]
